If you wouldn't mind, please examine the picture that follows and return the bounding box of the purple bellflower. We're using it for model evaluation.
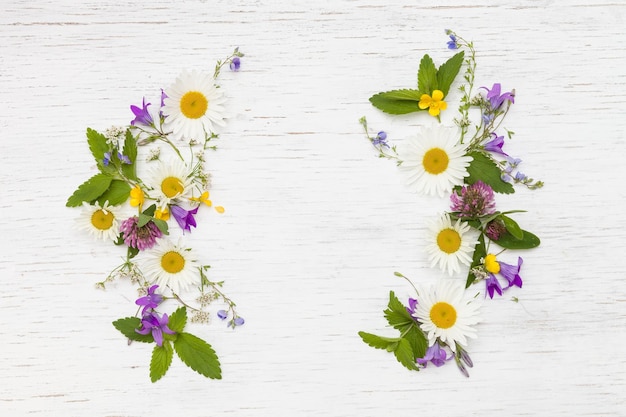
[136,311,176,346]
[417,344,450,368]
[135,285,164,314]
[406,297,418,317]
[481,83,515,110]
[170,205,199,233]
[130,97,154,127]
[484,133,508,156]
[499,257,523,288]
[485,274,503,299]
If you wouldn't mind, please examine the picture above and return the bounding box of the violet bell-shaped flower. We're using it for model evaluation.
[499,257,523,288]
[485,274,503,299]
[417,343,450,368]
[130,97,154,127]
[135,284,164,314]
[481,83,515,110]
[484,133,508,156]
[136,311,176,346]
[170,205,199,233]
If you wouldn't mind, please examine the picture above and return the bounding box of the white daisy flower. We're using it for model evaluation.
[398,124,472,197]
[142,239,199,294]
[78,200,121,242]
[426,213,477,276]
[162,69,227,142]
[414,279,481,351]
[147,158,194,206]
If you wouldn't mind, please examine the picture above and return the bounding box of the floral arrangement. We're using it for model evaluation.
[358,31,543,376]
[67,49,245,382]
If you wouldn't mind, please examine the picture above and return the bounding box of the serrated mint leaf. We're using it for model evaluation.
[500,214,523,240]
[174,332,221,379]
[66,173,112,207]
[97,180,131,206]
[393,337,419,371]
[358,331,400,350]
[168,307,187,333]
[87,128,109,164]
[384,291,414,331]
[465,152,514,194]
[150,341,173,383]
[466,233,486,288]
[494,229,540,249]
[121,130,138,181]
[402,326,428,360]
[436,51,465,96]
[369,91,421,115]
[417,54,438,95]
[112,317,154,343]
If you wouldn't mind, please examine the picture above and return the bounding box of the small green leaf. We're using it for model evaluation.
[500,215,523,240]
[369,91,421,114]
[87,128,109,164]
[436,51,465,96]
[168,307,187,333]
[417,54,438,95]
[493,229,541,249]
[152,218,169,235]
[174,332,222,379]
[402,326,428,360]
[466,152,515,194]
[66,173,112,207]
[97,180,131,206]
[137,213,153,228]
[393,337,419,371]
[466,234,486,288]
[358,331,400,350]
[384,291,414,331]
[112,317,154,343]
[150,341,173,383]
[142,204,157,217]
[121,129,138,181]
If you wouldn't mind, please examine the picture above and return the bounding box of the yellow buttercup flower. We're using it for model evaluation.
[190,191,212,207]
[484,254,501,274]
[155,206,170,221]
[419,89,448,117]
[130,185,145,210]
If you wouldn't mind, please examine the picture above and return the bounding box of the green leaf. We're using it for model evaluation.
[436,51,465,96]
[493,229,541,249]
[152,218,169,235]
[87,128,109,164]
[417,54,438,94]
[465,152,515,194]
[150,341,173,383]
[121,129,138,181]
[466,233,486,287]
[137,213,153,228]
[112,317,154,343]
[174,332,222,379]
[97,180,131,206]
[369,91,421,114]
[393,337,419,371]
[384,291,414,331]
[500,214,523,240]
[358,331,399,351]
[66,173,112,207]
[402,326,428,360]
[168,307,187,333]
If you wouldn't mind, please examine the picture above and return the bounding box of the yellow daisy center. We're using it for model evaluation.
[161,177,184,198]
[430,302,457,329]
[423,148,449,174]
[180,91,208,119]
[437,228,461,254]
[484,253,501,274]
[161,251,185,274]
[91,209,114,230]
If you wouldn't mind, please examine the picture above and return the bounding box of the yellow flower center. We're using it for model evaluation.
[91,209,114,230]
[422,148,449,175]
[161,177,184,198]
[430,301,457,329]
[180,91,208,119]
[161,251,185,274]
[484,253,501,274]
[437,228,461,254]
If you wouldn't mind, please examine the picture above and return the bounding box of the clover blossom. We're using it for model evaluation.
[130,97,154,127]
[136,311,176,347]
[450,181,496,218]
[120,216,163,251]
[485,219,507,241]
[170,205,199,233]
[417,343,450,368]
[135,285,164,314]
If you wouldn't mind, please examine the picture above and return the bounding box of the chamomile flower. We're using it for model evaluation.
[162,70,227,142]
[399,125,472,197]
[142,239,199,294]
[413,279,481,351]
[78,200,121,242]
[426,213,477,276]
[147,158,193,206]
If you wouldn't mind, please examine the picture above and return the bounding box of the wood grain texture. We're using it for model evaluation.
[2,0,626,415]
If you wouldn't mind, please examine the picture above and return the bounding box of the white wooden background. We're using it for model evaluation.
[2,0,626,415]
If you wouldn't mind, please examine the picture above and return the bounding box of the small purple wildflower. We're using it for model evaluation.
[136,311,176,346]
[119,216,163,251]
[458,346,473,368]
[130,97,154,127]
[217,310,228,320]
[372,131,389,148]
[484,133,508,156]
[485,274,503,299]
[481,83,515,110]
[447,34,458,50]
[170,205,199,234]
[406,297,418,317]
[117,152,132,164]
[135,285,164,314]
[450,181,496,218]
[103,152,112,166]
[417,344,450,368]
[499,257,523,288]
[232,317,245,326]
[230,57,241,71]
[514,171,527,181]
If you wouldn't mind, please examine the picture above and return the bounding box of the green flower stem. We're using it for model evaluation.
[213,47,245,79]
[359,116,401,162]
